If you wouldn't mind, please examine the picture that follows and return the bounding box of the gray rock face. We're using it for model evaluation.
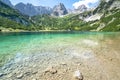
[1,0,13,7]
[94,0,120,14]
[67,9,73,14]
[52,3,68,16]
[67,5,87,14]
[35,6,52,15]
[110,0,120,9]
[75,4,87,13]
[15,3,52,16]
[15,3,36,16]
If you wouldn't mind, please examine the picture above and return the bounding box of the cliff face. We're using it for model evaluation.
[73,4,87,14]
[52,3,68,16]
[15,3,37,16]
[15,3,52,16]
[93,0,120,14]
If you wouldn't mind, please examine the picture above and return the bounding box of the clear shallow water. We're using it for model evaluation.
[0,32,120,66]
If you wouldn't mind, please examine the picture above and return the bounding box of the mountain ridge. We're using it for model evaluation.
[31,0,120,31]
[0,0,89,17]
[0,0,120,31]
[15,3,52,16]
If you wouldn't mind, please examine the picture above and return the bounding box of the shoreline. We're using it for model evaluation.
[1,30,120,33]
[0,27,69,32]
[0,32,120,80]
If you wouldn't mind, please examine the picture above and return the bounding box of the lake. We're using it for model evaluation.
[0,32,120,80]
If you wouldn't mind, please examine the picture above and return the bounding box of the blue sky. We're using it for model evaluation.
[10,0,100,9]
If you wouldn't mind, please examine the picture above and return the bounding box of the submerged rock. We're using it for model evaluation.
[32,71,38,74]
[60,62,67,65]
[0,73,4,77]
[32,78,37,80]
[44,66,57,74]
[73,70,83,80]
[16,73,23,79]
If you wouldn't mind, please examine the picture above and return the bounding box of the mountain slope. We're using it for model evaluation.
[98,9,120,31]
[0,1,32,31]
[31,14,97,31]
[91,0,120,31]
[93,0,120,14]
[0,0,13,7]
[71,0,120,31]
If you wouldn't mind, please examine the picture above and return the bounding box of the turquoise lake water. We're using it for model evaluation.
[0,32,120,66]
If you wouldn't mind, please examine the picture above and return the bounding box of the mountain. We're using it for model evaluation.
[80,0,120,31]
[76,0,120,22]
[0,1,32,31]
[94,0,120,31]
[74,4,88,14]
[52,3,68,16]
[15,3,52,16]
[67,4,88,15]
[15,2,68,17]
[31,0,120,31]
[0,0,13,7]
[93,0,120,14]
[0,0,120,31]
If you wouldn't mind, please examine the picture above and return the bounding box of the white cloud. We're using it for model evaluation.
[73,0,99,9]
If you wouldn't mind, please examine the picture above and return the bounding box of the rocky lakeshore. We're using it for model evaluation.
[0,32,120,80]
[0,37,120,80]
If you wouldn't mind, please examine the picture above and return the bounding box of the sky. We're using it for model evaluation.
[10,0,100,9]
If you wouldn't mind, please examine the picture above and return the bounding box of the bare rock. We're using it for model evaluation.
[52,3,68,16]
[44,66,57,74]
[32,78,37,80]
[32,71,38,74]
[73,70,83,80]
[16,73,23,79]
[0,73,4,77]
[32,64,37,68]
[51,69,57,74]
[7,73,12,78]
[60,62,67,65]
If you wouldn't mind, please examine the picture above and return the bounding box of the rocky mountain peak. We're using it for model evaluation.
[52,3,68,16]
[74,4,87,13]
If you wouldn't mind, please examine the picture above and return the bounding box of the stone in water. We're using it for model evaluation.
[73,70,83,80]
